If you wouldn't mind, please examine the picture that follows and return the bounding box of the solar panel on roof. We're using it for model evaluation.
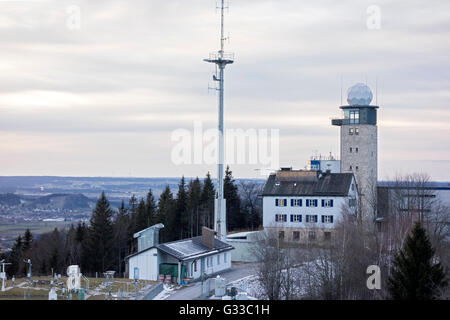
[166,240,205,257]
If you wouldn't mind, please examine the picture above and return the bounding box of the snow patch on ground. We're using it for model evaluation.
[153,283,176,300]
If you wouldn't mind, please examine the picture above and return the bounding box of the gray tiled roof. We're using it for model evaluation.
[262,171,354,197]
[156,236,233,261]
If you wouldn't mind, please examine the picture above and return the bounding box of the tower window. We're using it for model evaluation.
[355,128,359,135]
[356,147,359,153]
[349,128,354,135]
[356,166,359,171]
[349,110,359,124]
[349,165,352,170]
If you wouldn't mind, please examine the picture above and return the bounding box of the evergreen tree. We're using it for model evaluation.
[174,176,189,240]
[135,198,147,232]
[75,221,87,244]
[200,172,215,230]
[87,192,115,274]
[65,224,78,266]
[127,195,138,253]
[113,200,130,277]
[48,228,63,275]
[187,178,202,237]
[22,229,33,253]
[223,166,244,231]
[388,222,448,300]
[155,186,175,242]
[146,189,157,226]
[8,235,23,277]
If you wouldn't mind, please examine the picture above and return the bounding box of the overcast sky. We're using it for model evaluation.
[0,0,449,180]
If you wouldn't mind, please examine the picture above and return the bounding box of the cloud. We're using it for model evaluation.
[0,0,449,179]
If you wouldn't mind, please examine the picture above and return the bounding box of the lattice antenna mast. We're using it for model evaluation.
[204,0,234,241]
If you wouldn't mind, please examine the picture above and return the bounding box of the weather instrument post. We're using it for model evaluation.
[204,0,234,241]
[0,260,12,292]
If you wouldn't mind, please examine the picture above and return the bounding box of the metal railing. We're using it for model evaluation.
[207,51,235,61]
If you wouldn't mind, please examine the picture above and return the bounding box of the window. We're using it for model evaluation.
[207,257,213,267]
[275,214,287,222]
[293,231,300,241]
[355,128,359,135]
[349,128,354,135]
[306,199,318,207]
[351,183,355,191]
[349,198,357,207]
[291,199,302,207]
[224,253,227,263]
[322,215,334,223]
[349,110,359,124]
[217,254,220,265]
[350,165,353,170]
[350,147,352,153]
[290,214,302,222]
[356,166,359,171]
[279,231,285,241]
[306,215,318,223]
[355,147,359,153]
[275,199,287,207]
[322,199,334,207]
[308,231,316,240]
[324,232,331,241]
[194,261,198,272]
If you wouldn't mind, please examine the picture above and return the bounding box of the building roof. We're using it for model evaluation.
[133,223,164,238]
[157,236,233,261]
[125,236,233,261]
[261,170,354,197]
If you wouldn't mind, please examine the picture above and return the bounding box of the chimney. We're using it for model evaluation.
[202,227,216,249]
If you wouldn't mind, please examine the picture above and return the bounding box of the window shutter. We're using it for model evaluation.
[284,199,287,206]
[315,215,318,222]
[321,199,325,207]
[306,200,309,207]
[290,215,293,222]
[300,199,302,206]
[331,216,334,223]
[275,199,279,206]
[284,215,287,222]
[321,215,325,223]
[306,215,309,223]
[299,215,302,222]
[291,199,293,206]
[330,200,334,207]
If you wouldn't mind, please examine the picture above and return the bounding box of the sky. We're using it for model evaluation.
[0,0,449,180]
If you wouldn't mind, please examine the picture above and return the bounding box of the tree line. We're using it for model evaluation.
[3,167,262,278]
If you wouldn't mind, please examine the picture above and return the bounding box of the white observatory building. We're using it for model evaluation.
[332,83,379,223]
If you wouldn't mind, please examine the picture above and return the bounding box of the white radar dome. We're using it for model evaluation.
[347,83,373,106]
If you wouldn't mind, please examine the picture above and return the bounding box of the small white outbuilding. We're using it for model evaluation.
[126,226,233,284]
